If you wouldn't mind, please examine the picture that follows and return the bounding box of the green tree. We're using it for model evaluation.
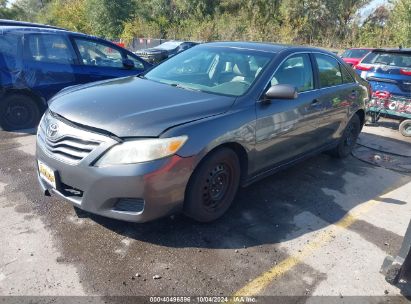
[39,0,91,33]
[389,0,411,47]
[0,0,25,19]
[12,0,49,21]
[86,0,135,39]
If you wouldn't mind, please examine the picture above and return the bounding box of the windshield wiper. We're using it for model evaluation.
[136,74,146,79]
[170,83,201,92]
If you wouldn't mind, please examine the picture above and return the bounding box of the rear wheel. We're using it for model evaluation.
[0,94,41,131]
[329,114,361,158]
[184,148,241,222]
[399,119,411,137]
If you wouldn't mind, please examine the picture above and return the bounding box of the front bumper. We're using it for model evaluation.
[36,143,195,223]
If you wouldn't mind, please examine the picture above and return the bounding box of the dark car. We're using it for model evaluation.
[36,42,369,223]
[135,41,198,64]
[0,24,151,131]
[354,48,411,135]
[341,48,374,67]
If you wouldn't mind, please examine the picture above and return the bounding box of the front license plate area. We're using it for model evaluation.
[38,160,57,189]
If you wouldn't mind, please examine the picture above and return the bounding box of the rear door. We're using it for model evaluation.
[255,53,322,172]
[70,36,146,84]
[23,32,79,100]
[312,53,360,146]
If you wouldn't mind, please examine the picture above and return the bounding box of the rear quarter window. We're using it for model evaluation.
[340,64,355,84]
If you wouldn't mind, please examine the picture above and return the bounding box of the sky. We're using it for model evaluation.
[359,0,390,19]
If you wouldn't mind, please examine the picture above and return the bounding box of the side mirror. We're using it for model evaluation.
[264,84,298,101]
[123,58,135,69]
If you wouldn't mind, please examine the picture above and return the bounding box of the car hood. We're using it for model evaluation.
[48,76,236,137]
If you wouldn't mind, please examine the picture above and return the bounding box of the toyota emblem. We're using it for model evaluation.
[46,123,59,138]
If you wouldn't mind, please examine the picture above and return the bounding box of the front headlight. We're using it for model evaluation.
[95,136,188,167]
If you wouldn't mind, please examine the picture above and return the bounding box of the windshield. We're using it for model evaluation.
[361,51,411,68]
[154,41,182,50]
[144,46,273,97]
[341,49,370,58]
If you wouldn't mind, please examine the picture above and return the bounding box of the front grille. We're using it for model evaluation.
[39,134,99,162]
[37,112,106,164]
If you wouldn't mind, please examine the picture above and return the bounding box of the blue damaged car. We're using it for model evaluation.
[0,22,151,131]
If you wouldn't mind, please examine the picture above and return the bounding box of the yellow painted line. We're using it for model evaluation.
[233,198,381,297]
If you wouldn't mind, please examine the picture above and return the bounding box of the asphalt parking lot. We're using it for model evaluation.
[0,119,410,303]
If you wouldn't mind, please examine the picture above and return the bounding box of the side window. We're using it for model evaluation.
[74,38,124,68]
[126,54,145,69]
[315,54,343,88]
[271,54,314,92]
[26,34,75,64]
[340,64,355,84]
[0,32,19,69]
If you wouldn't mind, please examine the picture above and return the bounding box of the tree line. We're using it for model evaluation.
[1,0,410,49]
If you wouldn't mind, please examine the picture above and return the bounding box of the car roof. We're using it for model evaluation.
[0,19,65,30]
[346,47,374,50]
[0,25,104,41]
[372,48,411,54]
[201,41,333,54]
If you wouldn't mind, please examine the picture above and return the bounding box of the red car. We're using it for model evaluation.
[341,48,374,67]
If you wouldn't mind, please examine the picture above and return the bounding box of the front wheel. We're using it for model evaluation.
[184,148,241,222]
[329,114,361,158]
[399,119,411,137]
[0,94,41,131]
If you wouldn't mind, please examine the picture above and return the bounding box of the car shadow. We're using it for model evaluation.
[365,119,399,131]
[397,281,411,299]
[0,128,37,137]
[82,148,410,250]
[359,131,411,151]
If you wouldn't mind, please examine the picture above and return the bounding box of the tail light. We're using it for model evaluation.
[373,90,391,99]
[355,64,372,71]
[400,68,411,76]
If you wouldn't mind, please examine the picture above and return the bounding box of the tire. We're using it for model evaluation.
[329,114,361,158]
[184,148,241,222]
[0,94,41,131]
[399,119,411,137]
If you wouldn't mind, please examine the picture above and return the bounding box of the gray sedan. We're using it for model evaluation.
[36,42,370,223]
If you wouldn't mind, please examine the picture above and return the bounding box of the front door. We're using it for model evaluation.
[71,37,144,84]
[255,53,323,173]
